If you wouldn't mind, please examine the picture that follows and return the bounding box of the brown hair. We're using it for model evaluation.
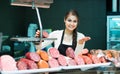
[64,9,79,49]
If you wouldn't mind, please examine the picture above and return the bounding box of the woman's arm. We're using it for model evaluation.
[74,33,91,55]
[35,30,58,50]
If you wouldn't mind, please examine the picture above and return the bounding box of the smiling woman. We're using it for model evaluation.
[35,9,91,56]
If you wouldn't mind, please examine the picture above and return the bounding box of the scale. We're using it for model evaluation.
[10,0,56,51]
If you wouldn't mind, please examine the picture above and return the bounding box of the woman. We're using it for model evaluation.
[35,9,91,56]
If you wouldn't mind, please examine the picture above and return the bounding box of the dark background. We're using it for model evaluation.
[0,0,118,56]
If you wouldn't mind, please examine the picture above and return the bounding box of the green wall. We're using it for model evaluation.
[0,0,106,54]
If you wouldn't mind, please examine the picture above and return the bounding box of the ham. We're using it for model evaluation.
[0,55,18,71]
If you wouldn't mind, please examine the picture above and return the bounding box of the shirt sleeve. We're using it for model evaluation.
[35,31,56,50]
[74,32,85,55]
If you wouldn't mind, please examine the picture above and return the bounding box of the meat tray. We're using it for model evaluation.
[1,67,62,74]
[62,62,111,71]
[1,62,111,74]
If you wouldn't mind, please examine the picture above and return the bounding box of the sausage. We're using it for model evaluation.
[90,54,101,64]
[43,31,49,38]
[25,52,41,62]
[48,57,59,68]
[20,58,38,69]
[66,57,77,66]
[0,55,18,71]
[37,50,49,61]
[57,55,67,66]
[17,60,28,70]
[0,57,1,71]
[82,55,93,64]
[66,47,75,59]
[37,60,49,68]
[81,48,89,54]
[48,47,60,58]
[99,56,107,63]
[74,55,85,65]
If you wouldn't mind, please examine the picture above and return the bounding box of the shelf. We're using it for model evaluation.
[110,39,120,42]
[110,29,120,31]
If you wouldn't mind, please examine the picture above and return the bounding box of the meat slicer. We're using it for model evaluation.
[10,0,56,52]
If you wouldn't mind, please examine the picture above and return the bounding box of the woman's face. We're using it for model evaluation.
[64,14,78,32]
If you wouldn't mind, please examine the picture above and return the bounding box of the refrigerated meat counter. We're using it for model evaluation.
[1,62,119,74]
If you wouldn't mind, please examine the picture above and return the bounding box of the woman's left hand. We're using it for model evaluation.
[78,36,91,44]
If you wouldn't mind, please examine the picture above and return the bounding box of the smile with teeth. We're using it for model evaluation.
[68,25,74,28]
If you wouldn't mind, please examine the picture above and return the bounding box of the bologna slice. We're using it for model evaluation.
[82,55,93,64]
[20,58,38,69]
[48,57,59,68]
[74,55,85,65]
[57,55,67,66]
[66,47,75,59]
[17,60,28,70]
[90,55,101,64]
[0,55,18,71]
[48,47,60,58]
[66,57,77,66]
[25,52,41,62]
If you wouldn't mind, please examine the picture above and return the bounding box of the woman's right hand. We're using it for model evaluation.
[35,30,40,37]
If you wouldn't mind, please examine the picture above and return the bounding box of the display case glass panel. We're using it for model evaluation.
[107,15,120,50]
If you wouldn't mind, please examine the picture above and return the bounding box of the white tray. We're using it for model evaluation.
[1,67,62,74]
[1,62,111,74]
[62,62,111,71]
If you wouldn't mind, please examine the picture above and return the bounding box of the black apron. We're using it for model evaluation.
[58,30,76,56]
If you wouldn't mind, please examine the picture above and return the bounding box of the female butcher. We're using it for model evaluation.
[35,9,91,56]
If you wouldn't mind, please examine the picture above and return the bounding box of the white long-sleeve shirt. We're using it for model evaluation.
[36,30,85,55]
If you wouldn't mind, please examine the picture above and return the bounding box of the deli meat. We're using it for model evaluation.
[48,47,60,58]
[66,57,77,66]
[90,55,101,64]
[74,55,85,65]
[66,47,75,59]
[57,55,67,66]
[25,52,41,62]
[0,55,18,71]
[43,31,49,38]
[81,49,89,54]
[82,55,93,64]
[37,60,49,68]
[17,60,28,70]
[48,57,59,68]
[37,50,49,61]
[0,57,1,71]
[20,58,38,69]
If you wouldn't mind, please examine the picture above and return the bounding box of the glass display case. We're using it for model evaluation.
[107,15,120,50]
